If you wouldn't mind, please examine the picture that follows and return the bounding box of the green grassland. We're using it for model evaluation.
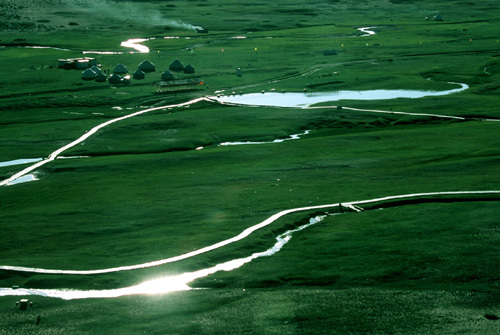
[1,0,500,333]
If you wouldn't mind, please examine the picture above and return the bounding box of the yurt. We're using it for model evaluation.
[81,68,96,81]
[108,73,122,84]
[433,14,443,21]
[169,58,184,72]
[161,70,174,81]
[90,65,103,74]
[95,72,107,82]
[113,63,128,74]
[76,59,91,70]
[323,49,338,56]
[133,69,146,80]
[183,64,195,74]
[138,59,156,73]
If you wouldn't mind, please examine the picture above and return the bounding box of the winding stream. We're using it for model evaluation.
[2,28,496,299]
[220,130,310,146]
[1,190,499,299]
[0,215,329,299]
[0,97,209,187]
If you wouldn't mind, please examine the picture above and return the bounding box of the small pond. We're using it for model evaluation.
[211,83,468,108]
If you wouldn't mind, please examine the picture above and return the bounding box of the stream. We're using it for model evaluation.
[0,215,329,299]
[1,190,499,299]
[1,26,495,298]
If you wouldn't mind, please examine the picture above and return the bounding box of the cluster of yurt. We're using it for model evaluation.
[81,65,107,82]
[168,58,195,74]
[108,63,131,84]
[81,59,195,84]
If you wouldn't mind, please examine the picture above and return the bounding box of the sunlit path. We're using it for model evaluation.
[1,190,499,276]
[0,97,210,187]
[1,190,499,300]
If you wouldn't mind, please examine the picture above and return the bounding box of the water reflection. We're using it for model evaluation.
[358,27,376,36]
[0,215,329,300]
[7,174,38,185]
[120,38,151,53]
[220,130,310,146]
[0,158,42,167]
[212,84,468,108]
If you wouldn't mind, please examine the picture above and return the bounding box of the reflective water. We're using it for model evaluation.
[83,50,124,55]
[212,83,468,108]
[7,174,38,185]
[120,38,151,53]
[0,158,42,167]
[0,215,328,299]
[0,97,210,187]
[1,191,500,299]
[220,130,310,146]
[24,46,71,51]
[358,27,376,36]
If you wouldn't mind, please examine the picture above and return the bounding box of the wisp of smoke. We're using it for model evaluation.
[69,0,201,30]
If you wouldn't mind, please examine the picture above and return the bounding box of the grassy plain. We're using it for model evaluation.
[1,0,500,333]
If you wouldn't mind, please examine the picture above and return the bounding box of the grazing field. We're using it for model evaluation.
[1,0,500,333]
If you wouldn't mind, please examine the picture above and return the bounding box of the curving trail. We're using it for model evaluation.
[1,190,499,276]
[0,97,210,187]
[3,82,481,187]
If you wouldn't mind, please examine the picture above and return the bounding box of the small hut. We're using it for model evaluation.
[183,64,195,74]
[95,72,107,82]
[433,14,444,21]
[108,73,122,84]
[138,59,156,73]
[19,299,29,311]
[133,69,146,79]
[161,70,175,81]
[323,49,338,56]
[58,59,73,69]
[75,59,91,69]
[81,68,96,81]
[169,58,184,72]
[90,65,103,74]
[113,63,128,74]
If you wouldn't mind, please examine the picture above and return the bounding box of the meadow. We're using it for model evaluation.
[1,0,500,333]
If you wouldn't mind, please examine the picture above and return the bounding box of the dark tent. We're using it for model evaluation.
[323,49,338,56]
[183,64,195,74]
[169,58,184,72]
[95,72,107,82]
[138,59,156,73]
[108,73,122,84]
[433,14,444,21]
[81,68,96,81]
[113,63,128,74]
[133,69,146,79]
[161,70,175,80]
